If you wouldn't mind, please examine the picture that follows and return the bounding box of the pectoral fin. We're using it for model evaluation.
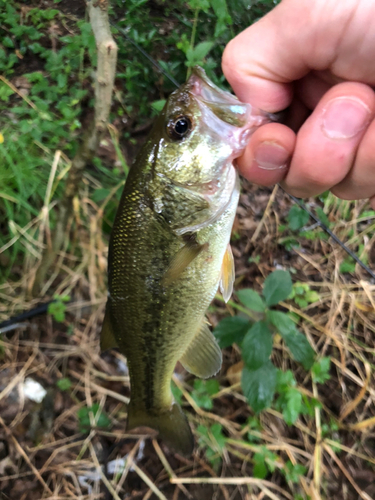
[219,244,235,303]
[163,239,207,285]
[100,306,118,351]
[180,320,222,378]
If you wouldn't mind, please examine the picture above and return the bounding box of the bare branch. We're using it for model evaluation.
[32,0,118,296]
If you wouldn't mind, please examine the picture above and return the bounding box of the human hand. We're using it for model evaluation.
[222,0,375,207]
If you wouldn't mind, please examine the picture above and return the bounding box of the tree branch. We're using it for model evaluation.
[32,0,118,296]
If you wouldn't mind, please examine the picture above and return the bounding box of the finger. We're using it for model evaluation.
[222,0,346,111]
[236,123,295,186]
[282,82,375,198]
[332,117,375,199]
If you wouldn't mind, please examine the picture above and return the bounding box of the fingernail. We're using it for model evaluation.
[322,97,371,139]
[254,142,290,170]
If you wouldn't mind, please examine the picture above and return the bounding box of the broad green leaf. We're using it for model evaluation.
[186,41,214,66]
[283,332,315,370]
[253,457,267,479]
[213,316,250,348]
[237,289,265,312]
[283,388,302,425]
[241,361,277,413]
[242,321,273,370]
[263,270,292,306]
[287,205,309,231]
[268,311,315,369]
[267,310,296,337]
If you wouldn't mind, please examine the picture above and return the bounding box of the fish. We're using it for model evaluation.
[100,67,272,455]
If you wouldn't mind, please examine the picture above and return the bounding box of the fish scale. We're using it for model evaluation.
[101,67,272,455]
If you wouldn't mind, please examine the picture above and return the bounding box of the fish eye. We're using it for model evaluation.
[167,115,192,141]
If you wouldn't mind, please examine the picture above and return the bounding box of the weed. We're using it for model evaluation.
[214,270,316,413]
[196,422,226,470]
[56,377,72,391]
[191,379,219,410]
[77,403,111,433]
[47,294,70,322]
[289,282,320,308]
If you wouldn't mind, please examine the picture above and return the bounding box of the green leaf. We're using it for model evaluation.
[311,357,331,384]
[171,382,183,405]
[267,310,296,336]
[284,332,315,370]
[287,205,310,231]
[268,311,315,370]
[237,289,266,312]
[283,387,302,425]
[284,461,307,483]
[305,290,320,303]
[151,99,166,112]
[77,403,111,433]
[263,270,292,306]
[213,316,250,348]
[315,206,331,227]
[340,258,356,274]
[56,377,72,391]
[191,379,220,410]
[242,321,273,370]
[253,456,267,479]
[241,361,277,413]
[186,41,214,66]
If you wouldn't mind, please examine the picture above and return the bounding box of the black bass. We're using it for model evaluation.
[101,67,271,455]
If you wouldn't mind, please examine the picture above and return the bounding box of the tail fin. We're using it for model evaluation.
[127,403,194,456]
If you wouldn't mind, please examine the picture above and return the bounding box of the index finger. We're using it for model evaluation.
[222,0,336,111]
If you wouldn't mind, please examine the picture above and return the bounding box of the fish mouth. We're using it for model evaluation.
[187,66,270,154]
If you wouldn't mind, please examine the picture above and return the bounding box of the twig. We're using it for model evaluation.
[0,416,53,495]
[170,476,293,499]
[32,0,118,295]
[152,440,193,500]
[251,184,278,242]
[127,455,168,500]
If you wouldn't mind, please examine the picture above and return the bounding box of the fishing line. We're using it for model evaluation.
[1,21,374,332]
[279,187,375,281]
[111,22,181,88]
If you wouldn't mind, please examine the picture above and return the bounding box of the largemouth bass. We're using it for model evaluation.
[101,67,271,455]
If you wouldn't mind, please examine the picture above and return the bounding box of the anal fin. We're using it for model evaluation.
[100,305,118,351]
[219,244,235,303]
[180,320,222,378]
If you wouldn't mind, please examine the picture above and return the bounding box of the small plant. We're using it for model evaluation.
[47,295,70,322]
[214,270,315,414]
[279,204,330,250]
[196,422,226,470]
[252,446,279,479]
[289,282,320,308]
[56,377,72,391]
[191,379,219,410]
[77,403,111,433]
[311,357,331,384]
[283,460,307,484]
